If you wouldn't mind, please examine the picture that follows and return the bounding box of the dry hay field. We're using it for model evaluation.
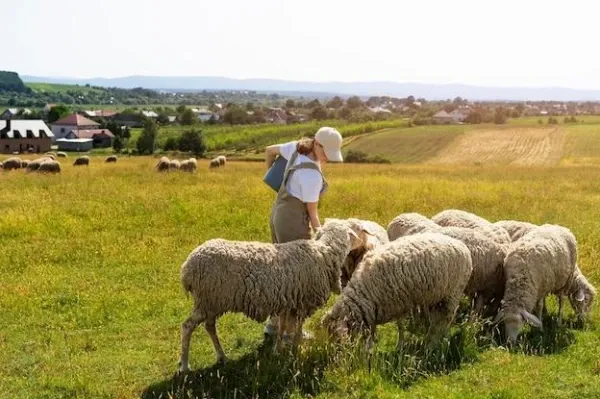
[344,121,600,167]
[1,139,600,398]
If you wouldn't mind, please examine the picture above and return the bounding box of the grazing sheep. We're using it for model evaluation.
[156,156,170,172]
[2,157,22,171]
[106,155,118,163]
[43,154,57,161]
[73,156,90,166]
[322,232,473,350]
[26,158,45,172]
[21,160,30,168]
[57,152,68,158]
[432,209,511,244]
[217,155,226,167]
[209,158,221,169]
[389,221,508,314]
[169,159,181,170]
[180,159,197,172]
[328,218,389,288]
[387,212,439,241]
[178,219,363,369]
[493,220,538,242]
[37,160,61,174]
[495,224,577,343]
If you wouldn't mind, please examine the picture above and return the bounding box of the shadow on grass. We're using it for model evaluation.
[141,338,334,399]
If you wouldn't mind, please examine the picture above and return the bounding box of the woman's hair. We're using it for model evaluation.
[296,138,315,155]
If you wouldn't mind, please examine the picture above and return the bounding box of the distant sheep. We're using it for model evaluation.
[38,160,61,174]
[43,153,57,161]
[26,158,48,172]
[73,156,90,166]
[209,158,221,169]
[106,155,118,163]
[180,158,197,172]
[432,209,511,244]
[156,156,170,172]
[2,157,22,171]
[493,220,537,242]
[217,155,226,167]
[57,152,68,158]
[169,160,181,170]
[21,160,30,168]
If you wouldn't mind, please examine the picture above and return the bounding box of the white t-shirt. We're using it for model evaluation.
[279,141,323,203]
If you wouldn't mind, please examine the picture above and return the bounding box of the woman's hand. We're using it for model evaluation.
[265,144,281,169]
[306,202,321,232]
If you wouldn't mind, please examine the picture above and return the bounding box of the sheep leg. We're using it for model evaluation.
[205,318,226,364]
[425,298,458,350]
[179,309,206,372]
[291,316,304,354]
[557,295,564,326]
[396,319,405,351]
[276,313,288,354]
[473,294,486,317]
[535,298,545,320]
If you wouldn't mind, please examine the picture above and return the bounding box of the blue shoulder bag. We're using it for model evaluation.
[263,154,291,192]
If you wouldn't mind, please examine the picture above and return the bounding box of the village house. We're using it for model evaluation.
[82,110,118,121]
[0,108,32,120]
[432,110,454,124]
[65,128,114,148]
[113,112,144,128]
[51,114,100,142]
[0,119,54,154]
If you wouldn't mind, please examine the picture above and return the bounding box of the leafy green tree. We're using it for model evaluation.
[494,108,507,124]
[157,113,170,125]
[311,106,328,120]
[136,119,158,154]
[113,135,124,153]
[122,127,131,139]
[346,96,363,109]
[326,96,344,109]
[178,129,206,156]
[307,99,321,109]
[47,105,70,123]
[285,99,295,109]
[180,108,196,125]
[164,137,178,151]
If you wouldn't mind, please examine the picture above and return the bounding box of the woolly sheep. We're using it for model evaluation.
[106,155,118,163]
[387,212,439,241]
[21,160,30,168]
[432,209,511,244]
[169,159,181,170]
[217,155,226,167]
[57,152,68,158]
[493,220,537,242]
[156,156,170,172]
[43,154,57,161]
[2,157,22,171]
[495,224,577,343]
[389,220,508,314]
[328,218,389,288]
[178,219,363,369]
[322,232,473,350]
[73,156,90,166]
[37,160,61,174]
[26,157,51,172]
[209,158,221,169]
[180,159,197,172]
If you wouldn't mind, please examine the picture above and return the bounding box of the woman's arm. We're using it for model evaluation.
[306,202,321,232]
[265,144,281,169]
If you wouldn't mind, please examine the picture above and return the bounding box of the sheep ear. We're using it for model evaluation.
[575,289,586,302]
[359,223,375,236]
[521,310,543,329]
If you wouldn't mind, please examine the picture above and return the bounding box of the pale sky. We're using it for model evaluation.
[2,0,599,88]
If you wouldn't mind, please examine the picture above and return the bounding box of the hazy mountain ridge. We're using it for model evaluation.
[21,75,600,101]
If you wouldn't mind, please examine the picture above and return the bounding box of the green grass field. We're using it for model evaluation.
[2,123,600,398]
[27,82,106,94]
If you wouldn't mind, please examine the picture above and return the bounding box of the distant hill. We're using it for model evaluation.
[0,71,30,93]
[21,75,600,101]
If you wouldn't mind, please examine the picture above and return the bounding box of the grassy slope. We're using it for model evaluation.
[27,82,105,94]
[1,158,600,398]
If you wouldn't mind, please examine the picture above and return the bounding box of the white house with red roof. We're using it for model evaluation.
[51,114,100,142]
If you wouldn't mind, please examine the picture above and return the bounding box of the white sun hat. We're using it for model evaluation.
[315,127,343,162]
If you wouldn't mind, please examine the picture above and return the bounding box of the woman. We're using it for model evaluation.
[263,126,344,337]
